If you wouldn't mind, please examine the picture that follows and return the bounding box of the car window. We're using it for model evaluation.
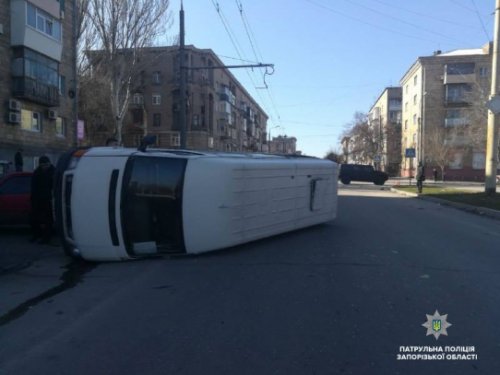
[0,176,31,195]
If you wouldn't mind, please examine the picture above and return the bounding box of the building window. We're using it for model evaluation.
[412,133,416,146]
[445,83,472,103]
[414,75,418,86]
[405,85,408,94]
[56,117,66,136]
[447,62,475,75]
[27,3,62,41]
[479,67,488,77]
[131,108,143,123]
[413,114,417,125]
[152,71,161,85]
[59,75,66,96]
[153,113,161,127]
[449,152,463,169]
[133,93,144,105]
[472,152,485,169]
[171,134,180,147]
[21,109,41,132]
[192,114,199,128]
[152,94,161,105]
[405,102,408,112]
[413,94,417,105]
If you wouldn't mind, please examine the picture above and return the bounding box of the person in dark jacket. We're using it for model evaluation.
[416,162,425,194]
[30,156,55,244]
[14,149,23,172]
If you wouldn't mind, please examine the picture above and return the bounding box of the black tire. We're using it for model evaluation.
[341,178,351,185]
[374,179,385,186]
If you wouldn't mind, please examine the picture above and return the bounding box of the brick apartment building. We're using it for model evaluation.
[368,87,402,175]
[86,45,268,152]
[268,135,297,154]
[400,44,492,180]
[0,0,77,171]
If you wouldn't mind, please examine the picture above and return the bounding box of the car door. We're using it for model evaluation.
[0,174,32,225]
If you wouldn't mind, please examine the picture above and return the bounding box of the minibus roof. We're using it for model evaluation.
[82,147,319,160]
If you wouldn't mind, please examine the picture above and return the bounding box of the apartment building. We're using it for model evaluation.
[86,45,268,152]
[400,44,491,180]
[368,87,402,175]
[0,0,77,170]
[269,135,297,154]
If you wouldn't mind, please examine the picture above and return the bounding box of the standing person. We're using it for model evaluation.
[14,149,23,172]
[433,168,438,182]
[30,156,55,244]
[416,162,425,194]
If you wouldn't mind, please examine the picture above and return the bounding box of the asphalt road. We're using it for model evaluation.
[1,184,500,375]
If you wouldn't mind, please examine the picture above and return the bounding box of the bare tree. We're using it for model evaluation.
[324,148,344,164]
[341,112,377,164]
[83,0,172,145]
[425,124,454,180]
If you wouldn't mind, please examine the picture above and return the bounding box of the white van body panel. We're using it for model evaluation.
[182,157,337,254]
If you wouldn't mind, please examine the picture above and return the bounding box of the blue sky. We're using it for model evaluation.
[170,0,494,157]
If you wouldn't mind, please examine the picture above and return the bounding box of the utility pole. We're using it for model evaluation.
[485,0,500,195]
[179,1,187,149]
[178,4,273,151]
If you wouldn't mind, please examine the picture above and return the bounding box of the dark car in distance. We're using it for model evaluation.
[0,172,33,226]
[338,164,388,185]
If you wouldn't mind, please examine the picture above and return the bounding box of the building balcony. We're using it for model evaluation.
[444,117,468,127]
[444,72,476,85]
[444,96,469,106]
[444,136,467,146]
[12,77,59,106]
[218,111,233,125]
[389,103,402,111]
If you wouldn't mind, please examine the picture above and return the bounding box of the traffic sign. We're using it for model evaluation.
[405,148,416,158]
[486,96,500,114]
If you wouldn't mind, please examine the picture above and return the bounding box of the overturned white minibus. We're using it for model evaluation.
[54,147,338,261]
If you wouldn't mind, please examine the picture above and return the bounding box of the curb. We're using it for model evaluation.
[390,187,500,221]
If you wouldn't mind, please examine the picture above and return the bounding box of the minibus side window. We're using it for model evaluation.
[121,156,187,255]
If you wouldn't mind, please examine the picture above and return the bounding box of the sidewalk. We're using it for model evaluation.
[0,228,63,275]
[390,186,500,221]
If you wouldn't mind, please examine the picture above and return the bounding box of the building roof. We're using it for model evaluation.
[437,48,486,56]
[399,44,491,85]
[369,86,402,113]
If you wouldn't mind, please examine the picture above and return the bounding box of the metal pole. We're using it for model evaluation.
[485,0,500,195]
[421,66,426,165]
[179,2,187,149]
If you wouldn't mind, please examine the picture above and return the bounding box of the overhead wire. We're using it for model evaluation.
[448,0,476,13]
[304,0,444,42]
[304,0,460,45]
[370,0,479,29]
[470,0,492,41]
[235,0,283,129]
[342,0,468,45]
[209,1,276,127]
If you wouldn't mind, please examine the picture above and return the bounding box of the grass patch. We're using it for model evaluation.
[393,186,500,211]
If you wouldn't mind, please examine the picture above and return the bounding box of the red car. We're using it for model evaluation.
[0,172,33,226]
